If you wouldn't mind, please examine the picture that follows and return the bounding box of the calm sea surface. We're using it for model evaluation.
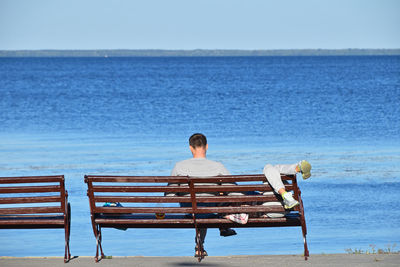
[0,56,399,257]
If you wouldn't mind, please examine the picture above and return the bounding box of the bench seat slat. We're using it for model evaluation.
[195,195,281,203]
[90,184,293,193]
[193,206,292,213]
[0,215,64,223]
[94,216,301,228]
[94,196,193,203]
[0,196,62,204]
[93,195,281,203]
[91,186,190,193]
[0,176,64,184]
[0,219,65,228]
[95,213,189,220]
[191,184,293,192]
[0,214,65,219]
[97,221,196,228]
[94,213,299,220]
[188,176,292,183]
[196,217,302,228]
[85,175,294,183]
[190,174,295,180]
[86,176,189,183]
[0,186,61,194]
[0,206,63,215]
[93,205,291,214]
[94,207,193,214]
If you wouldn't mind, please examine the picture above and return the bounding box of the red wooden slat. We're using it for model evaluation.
[0,206,63,215]
[85,175,189,183]
[0,186,61,194]
[90,185,292,193]
[191,184,294,192]
[93,205,290,214]
[94,207,192,214]
[85,174,295,183]
[92,195,278,203]
[0,218,65,225]
[94,217,302,228]
[0,196,62,204]
[0,176,64,184]
[93,196,193,203]
[91,185,190,193]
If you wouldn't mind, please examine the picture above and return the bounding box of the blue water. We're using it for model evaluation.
[0,56,399,257]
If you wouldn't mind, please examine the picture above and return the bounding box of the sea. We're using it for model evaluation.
[0,56,399,257]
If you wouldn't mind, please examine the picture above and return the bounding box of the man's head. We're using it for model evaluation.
[189,133,208,158]
[189,133,207,148]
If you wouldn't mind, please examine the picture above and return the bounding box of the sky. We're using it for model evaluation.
[0,0,399,50]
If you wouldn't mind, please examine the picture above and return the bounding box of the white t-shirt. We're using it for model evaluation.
[167,157,242,197]
[171,158,230,177]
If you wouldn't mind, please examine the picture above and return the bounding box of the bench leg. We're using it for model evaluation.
[195,227,206,262]
[92,224,105,262]
[96,225,105,262]
[301,221,309,260]
[64,203,72,263]
[299,202,309,260]
[303,233,309,260]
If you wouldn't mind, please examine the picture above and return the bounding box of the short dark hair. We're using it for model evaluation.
[189,133,207,148]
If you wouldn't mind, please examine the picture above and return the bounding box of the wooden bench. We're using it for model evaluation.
[0,175,71,263]
[85,174,309,262]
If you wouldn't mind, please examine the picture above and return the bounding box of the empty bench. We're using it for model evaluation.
[0,175,71,263]
[85,174,308,262]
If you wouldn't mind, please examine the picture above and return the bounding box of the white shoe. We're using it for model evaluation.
[282,192,299,209]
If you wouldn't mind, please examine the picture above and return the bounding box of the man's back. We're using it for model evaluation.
[167,158,230,197]
[171,158,230,177]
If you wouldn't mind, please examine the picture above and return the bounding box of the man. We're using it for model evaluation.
[168,133,237,257]
[262,161,311,217]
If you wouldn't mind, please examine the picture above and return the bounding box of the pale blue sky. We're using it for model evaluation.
[0,0,399,50]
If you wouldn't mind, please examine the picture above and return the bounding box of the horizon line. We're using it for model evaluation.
[1,48,400,51]
[1,48,399,57]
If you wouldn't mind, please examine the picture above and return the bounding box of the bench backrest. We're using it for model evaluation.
[85,175,195,218]
[85,174,300,219]
[0,175,68,218]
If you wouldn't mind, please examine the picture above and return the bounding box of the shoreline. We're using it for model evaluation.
[1,254,400,267]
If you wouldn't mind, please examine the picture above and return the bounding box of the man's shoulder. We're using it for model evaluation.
[174,158,195,166]
[176,158,223,166]
[168,156,230,195]
[172,158,229,176]
[205,159,226,168]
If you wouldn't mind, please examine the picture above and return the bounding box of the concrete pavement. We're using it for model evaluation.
[1,254,400,267]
